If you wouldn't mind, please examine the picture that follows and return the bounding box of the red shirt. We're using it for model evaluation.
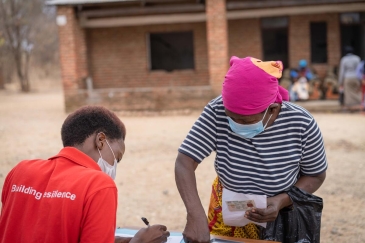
[0,147,117,243]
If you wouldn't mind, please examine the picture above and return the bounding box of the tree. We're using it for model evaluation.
[0,32,4,89]
[0,0,42,92]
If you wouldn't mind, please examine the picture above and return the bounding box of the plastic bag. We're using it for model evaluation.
[260,186,323,243]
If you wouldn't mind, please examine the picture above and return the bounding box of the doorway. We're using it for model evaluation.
[340,12,365,59]
[261,17,289,68]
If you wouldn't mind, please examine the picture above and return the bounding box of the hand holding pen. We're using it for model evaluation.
[129,217,170,243]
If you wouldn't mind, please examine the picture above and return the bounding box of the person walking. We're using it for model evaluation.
[338,46,362,110]
[356,59,365,109]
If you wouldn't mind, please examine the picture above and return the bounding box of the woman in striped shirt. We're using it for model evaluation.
[175,57,327,243]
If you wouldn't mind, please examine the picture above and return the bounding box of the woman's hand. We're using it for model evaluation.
[244,193,292,223]
[130,225,170,243]
[245,173,326,223]
[182,213,210,243]
[175,152,210,243]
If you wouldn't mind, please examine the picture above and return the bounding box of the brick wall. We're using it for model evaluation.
[57,8,215,112]
[228,18,262,60]
[289,13,341,79]
[87,22,210,89]
[206,0,228,95]
[57,6,344,112]
[63,86,215,112]
[57,7,88,91]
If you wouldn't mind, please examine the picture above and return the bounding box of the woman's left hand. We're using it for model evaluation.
[244,193,292,223]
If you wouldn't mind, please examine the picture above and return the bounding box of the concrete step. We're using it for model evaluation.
[294,100,341,113]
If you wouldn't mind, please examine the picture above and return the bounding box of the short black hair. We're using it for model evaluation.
[61,106,126,147]
[344,46,354,55]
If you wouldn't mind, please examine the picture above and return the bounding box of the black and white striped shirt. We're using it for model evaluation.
[179,96,327,197]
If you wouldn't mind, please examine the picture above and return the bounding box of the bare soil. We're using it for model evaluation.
[0,90,364,243]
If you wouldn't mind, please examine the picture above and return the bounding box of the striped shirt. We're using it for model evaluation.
[179,96,327,197]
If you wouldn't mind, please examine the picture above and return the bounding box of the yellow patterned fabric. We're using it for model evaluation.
[207,177,260,239]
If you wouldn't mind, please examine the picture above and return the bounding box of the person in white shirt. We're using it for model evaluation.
[338,46,361,109]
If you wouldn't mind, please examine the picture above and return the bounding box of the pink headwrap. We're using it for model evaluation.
[222,56,289,115]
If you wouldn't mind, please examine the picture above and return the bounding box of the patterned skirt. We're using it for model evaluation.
[207,177,260,239]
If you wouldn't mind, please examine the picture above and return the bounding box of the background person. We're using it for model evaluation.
[338,46,362,110]
[298,59,314,81]
[289,69,299,101]
[175,56,327,243]
[356,60,365,109]
[291,73,309,101]
[0,106,169,243]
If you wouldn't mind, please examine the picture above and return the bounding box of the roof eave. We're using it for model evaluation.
[46,0,137,6]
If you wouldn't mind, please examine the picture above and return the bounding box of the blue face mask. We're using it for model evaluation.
[227,107,273,139]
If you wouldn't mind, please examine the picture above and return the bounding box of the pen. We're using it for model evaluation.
[141,217,150,227]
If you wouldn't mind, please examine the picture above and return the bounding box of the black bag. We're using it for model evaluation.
[261,186,323,243]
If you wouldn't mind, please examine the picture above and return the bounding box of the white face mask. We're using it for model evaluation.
[97,139,117,180]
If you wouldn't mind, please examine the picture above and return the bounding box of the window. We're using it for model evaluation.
[310,22,327,63]
[340,12,364,58]
[340,12,360,25]
[149,31,195,71]
[261,17,289,68]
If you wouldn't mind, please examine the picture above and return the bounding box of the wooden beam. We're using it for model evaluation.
[81,4,205,18]
[81,12,206,27]
[143,0,192,3]
[77,1,365,28]
[227,2,365,19]
[48,0,193,6]
[227,0,365,10]
[47,0,137,6]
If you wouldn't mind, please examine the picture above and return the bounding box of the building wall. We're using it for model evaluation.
[87,23,209,89]
[228,18,262,60]
[289,13,341,78]
[227,14,341,79]
[206,0,229,95]
[58,7,344,112]
[57,7,88,91]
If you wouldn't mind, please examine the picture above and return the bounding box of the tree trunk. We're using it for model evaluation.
[0,67,4,89]
[20,76,30,92]
[14,51,31,92]
[22,52,31,92]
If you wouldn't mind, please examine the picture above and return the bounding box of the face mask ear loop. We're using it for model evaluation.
[97,148,103,158]
[263,114,273,129]
[262,104,273,129]
[105,139,117,164]
[262,106,269,119]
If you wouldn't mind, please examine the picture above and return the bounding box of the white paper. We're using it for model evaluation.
[222,188,267,228]
[166,236,184,243]
[115,233,183,243]
[115,233,134,237]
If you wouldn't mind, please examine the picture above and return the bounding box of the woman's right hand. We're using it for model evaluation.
[182,213,210,243]
[130,225,170,243]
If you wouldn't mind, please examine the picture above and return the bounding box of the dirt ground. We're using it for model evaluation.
[0,90,364,243]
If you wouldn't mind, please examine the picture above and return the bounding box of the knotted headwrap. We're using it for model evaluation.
[222,56,289,115]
